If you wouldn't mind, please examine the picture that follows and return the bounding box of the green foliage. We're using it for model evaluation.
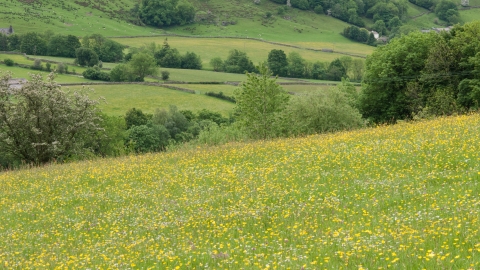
[20,32,47,55]
[267,49,288,77]
[285,84,364,135]
[361,22,480,122]
[343,25,371,44]
[125,108,152,129]
[129,52,158,81]
[127,124,170,153]
[110,64,136,82]
[210,57,224,72]
[435,0,460,25]
[0,34,7,51]
[138,0,195,27]
[287,51,306,78]
[161,70,170,81]
[325,58,347,81]
[76,47,99,67]
[47,34,81,58]
[314,5,324,14]
[90,113,127,157]
[82,66,110,81]
[224,49,256,74]
[181,51,202,70]
[0,72,101,165]
[3,58,14,66]
[81,34,125,62]
[234,64,290,139]
[31,59,43,70]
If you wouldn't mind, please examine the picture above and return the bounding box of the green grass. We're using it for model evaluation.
[66,84,235,116]
[0,64,90,83]
[1,114,480,268]
[113,36,369,69]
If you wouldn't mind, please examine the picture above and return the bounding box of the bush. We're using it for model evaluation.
[31,59,43,70]
[82,66,110,81]
[3,58,14,66]
[314,5,324,14]
[56,63,66,74]
[45,62,51,72]
[205,91,236,103]
[161,70,170,81]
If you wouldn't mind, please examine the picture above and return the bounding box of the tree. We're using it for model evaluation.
[139,0,181,27]
[125,108,151,129]
[234,64,290,139]
[0,72,102,165]
[76,47,99,67]
[47,34,80,57]
[287,51,306,78]
[181,51,202,69]
[325,58,347,81]
[435,0,459,24]
[224,49,256,74]
[210,57,224,71]
[267,49,288,77]
[129,52,158,81]
[110,64,137,82]
[20,32,47,55]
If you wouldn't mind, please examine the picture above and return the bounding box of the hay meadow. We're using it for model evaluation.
[1,114,479,269]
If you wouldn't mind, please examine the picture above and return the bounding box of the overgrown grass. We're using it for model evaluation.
[1,114,480,268]
[66,84,235,116]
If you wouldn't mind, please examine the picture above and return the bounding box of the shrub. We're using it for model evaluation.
[31,59,43,70]
[3,58,14,66]
[161,70,170,81]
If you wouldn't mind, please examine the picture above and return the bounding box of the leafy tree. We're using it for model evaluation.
[314,5,324,14]
[76,47,99,67]
[83,66,110,81]
[224,49,256,74]
[234,64,290,139]
[435,0,459,24]
[47,34,80,57]
[210,57,224,71]
[267,49,288,77]
[373,20,387,35]
[81,34,124,62]
[129,52,158,81]
[161,70,170,80]
[325,58,347,81]
[139,0,184,27]
[125,108,152,129]
[4,58,14,66]
[351,58,365,81]
[285,84,364,135]
[0,72,102,165]
[287,51,306,78]
[0,34,7,51]
[359,31,440,122]
[175,1,196,25]
[127,124,170,153]
[110,64,137,82]
[181,51,202,69]
[20,32,47,55]
[311,61,327,80]
[7,34,21,51]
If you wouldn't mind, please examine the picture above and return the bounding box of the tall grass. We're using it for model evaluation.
[1,114,479,268]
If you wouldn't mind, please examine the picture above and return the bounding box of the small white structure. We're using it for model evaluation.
[461,0,469,7]
[370,31,380,39]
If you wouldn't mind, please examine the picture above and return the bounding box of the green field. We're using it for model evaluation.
[66,84,235,116]
[0,65,90,83]
[1,114,479,268]
[113,36,369,69]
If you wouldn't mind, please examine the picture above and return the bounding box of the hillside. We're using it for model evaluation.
[1,114,479,268]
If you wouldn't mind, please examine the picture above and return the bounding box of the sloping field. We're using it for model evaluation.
[66,84,235,116]
[1,114,479,268]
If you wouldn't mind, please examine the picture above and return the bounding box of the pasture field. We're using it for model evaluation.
[113,36,368,69]
[0,65,89,83]
[66,84,235,116]
[1,114,480,268]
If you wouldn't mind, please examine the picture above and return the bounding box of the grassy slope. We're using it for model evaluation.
[66,84,235,116]
[1,114,480,268]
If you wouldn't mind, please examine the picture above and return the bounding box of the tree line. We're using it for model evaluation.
[360,21,480,123]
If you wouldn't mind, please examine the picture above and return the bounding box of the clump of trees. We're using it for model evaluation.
[132,0,196,27]
[343,26,377,46]
[360,21,480,123]
[266,49,365,82]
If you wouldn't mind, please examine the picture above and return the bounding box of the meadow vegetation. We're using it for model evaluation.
[1,114,479,268]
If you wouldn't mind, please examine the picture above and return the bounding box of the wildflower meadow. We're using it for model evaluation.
[1,114,479,269]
